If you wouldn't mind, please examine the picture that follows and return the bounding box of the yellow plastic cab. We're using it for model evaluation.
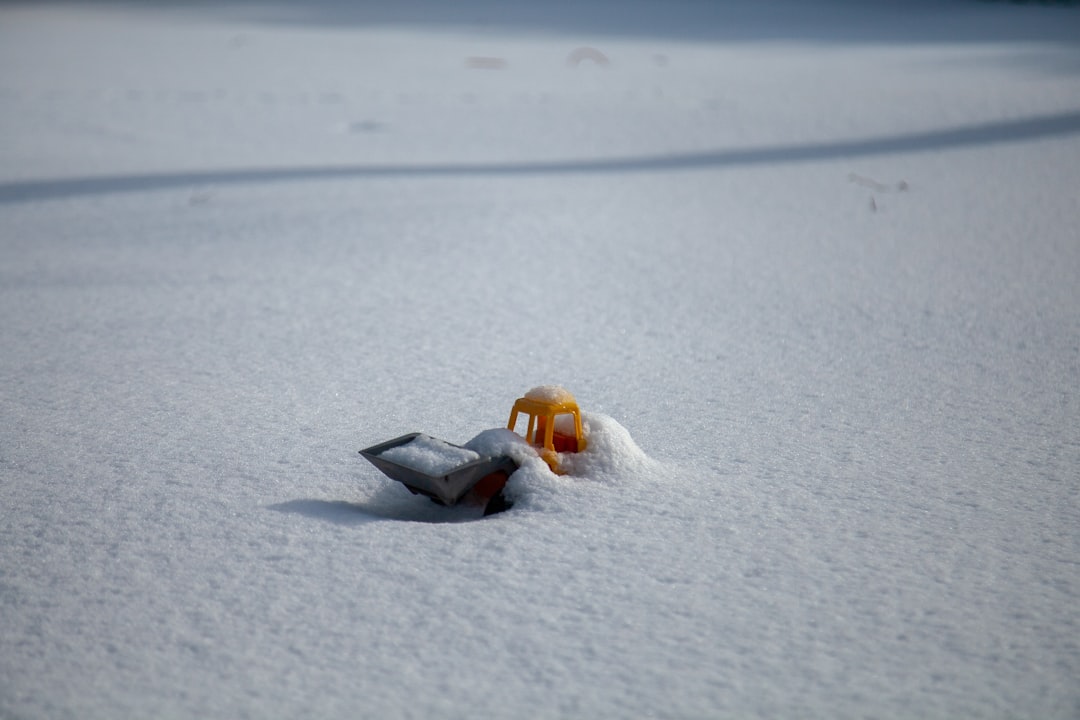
[506,386,586,473]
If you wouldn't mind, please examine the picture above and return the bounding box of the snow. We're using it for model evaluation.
[2,0,1080,718]
[558,412,658,483]
[377,434,481,477]
[463,413,656,510]
[464,427,539,467]
[523,384,577,404]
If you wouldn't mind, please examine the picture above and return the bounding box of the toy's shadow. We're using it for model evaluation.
[269,485,490,525]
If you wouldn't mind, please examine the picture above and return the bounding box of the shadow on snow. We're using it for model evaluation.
[268,493,490,525]
[2,110,1079,204]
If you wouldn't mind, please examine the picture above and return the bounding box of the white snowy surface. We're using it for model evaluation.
[377,434,481,477]
[2,1,1080,718]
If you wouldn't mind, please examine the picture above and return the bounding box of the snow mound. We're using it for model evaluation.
[559,412,657,482]
[463,412,656,513]
[467,412,654,485]
[464,427,540,466]
[378,434,480,476]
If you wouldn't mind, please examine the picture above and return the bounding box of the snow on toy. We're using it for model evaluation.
[359,386,586,514]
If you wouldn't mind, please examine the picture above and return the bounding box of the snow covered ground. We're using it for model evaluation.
[2,1,1079,717]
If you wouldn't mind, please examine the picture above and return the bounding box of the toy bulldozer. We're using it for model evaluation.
[359,386,586,515]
